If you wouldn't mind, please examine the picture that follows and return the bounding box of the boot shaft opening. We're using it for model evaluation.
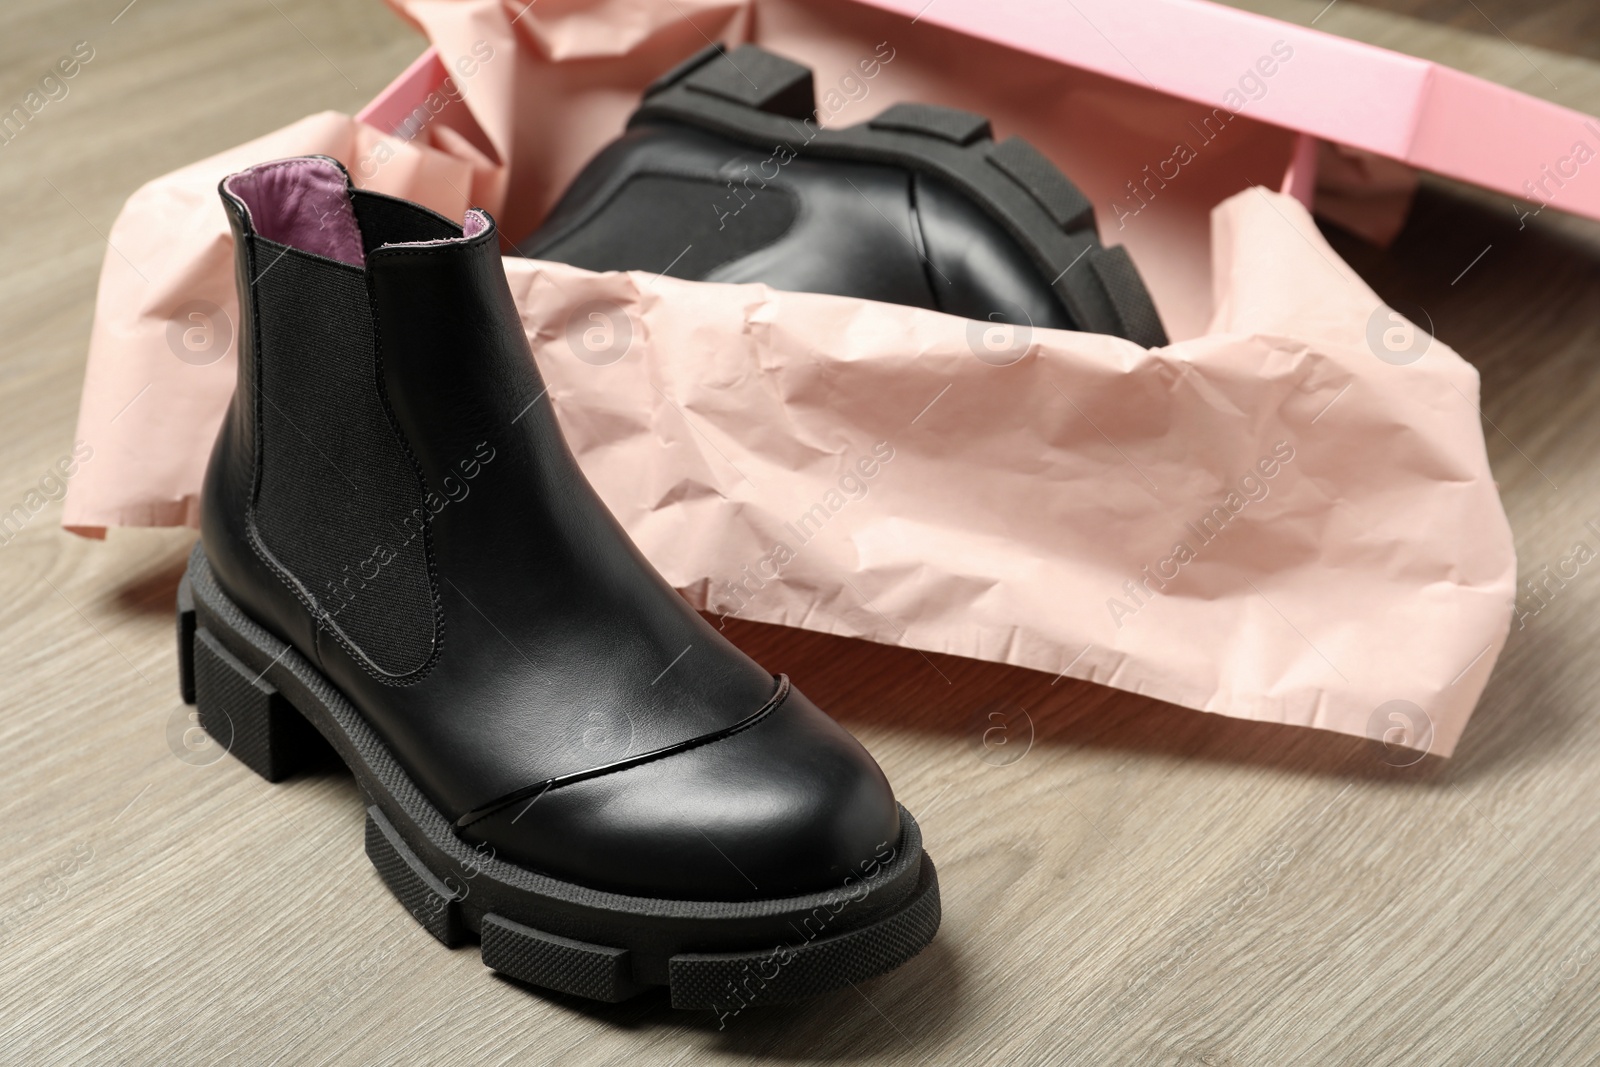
[223,157,366,267]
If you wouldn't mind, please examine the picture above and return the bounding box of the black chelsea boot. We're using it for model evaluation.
[518,43,1167,347]
[176,155,939,1010]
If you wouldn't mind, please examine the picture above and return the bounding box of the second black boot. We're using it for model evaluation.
[518,43,1168,347]
[177,155,939,1010]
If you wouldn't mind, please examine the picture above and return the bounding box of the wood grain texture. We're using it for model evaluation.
[1351,0,1600,65]
[1,2,1598,1064]
[1223,0,1600,115]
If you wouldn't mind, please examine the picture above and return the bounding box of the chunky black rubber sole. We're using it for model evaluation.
[621,43,1167,347]
[176,543,940,1010]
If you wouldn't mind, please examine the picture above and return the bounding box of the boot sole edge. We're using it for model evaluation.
[176,542,940,1009]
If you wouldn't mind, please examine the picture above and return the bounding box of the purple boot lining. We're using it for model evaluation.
[224,156,489,265]
[223,157,367,267]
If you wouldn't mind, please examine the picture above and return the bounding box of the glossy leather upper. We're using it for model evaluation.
[522,122,1073,330]
[203,159,900,901]
[463,683,898,900]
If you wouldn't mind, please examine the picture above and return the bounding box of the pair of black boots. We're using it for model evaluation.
[177,45,1162,1011]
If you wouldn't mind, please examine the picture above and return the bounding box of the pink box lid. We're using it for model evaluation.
[361,0,1600,224]
[853,0,1600,222]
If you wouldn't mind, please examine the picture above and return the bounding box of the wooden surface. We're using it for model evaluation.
[1355,0,1600,64]
[2,2,1599,1064]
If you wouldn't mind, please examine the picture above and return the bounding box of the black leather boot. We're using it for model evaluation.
[518,43,1167,347]
[176,155,939,1010]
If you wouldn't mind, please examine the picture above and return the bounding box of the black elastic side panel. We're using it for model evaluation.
[250,239,438,677]
[535,173,798,280]
[351,190,461,255]
[683,43,815,118]
[1086,246,1169,348]
[869,103,993,146]
[986,136,1095,234]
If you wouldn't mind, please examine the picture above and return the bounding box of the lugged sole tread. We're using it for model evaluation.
[481,913,645,1003]
[625,42,1168,347]
[175,544,940,1009]
[365,805,468,947]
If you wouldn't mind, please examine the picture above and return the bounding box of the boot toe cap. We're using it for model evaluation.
[462,682,901,901]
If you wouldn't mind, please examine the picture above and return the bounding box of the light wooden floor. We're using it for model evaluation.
[3,2,1599,1064]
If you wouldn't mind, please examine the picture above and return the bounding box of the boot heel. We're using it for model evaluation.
[364,806,468,946]
[176,573,196,705]
[191,627,312,783]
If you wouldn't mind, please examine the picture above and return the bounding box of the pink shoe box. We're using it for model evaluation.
[361,0,1600,230]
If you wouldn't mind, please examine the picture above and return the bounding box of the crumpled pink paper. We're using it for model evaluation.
[65,0,1514,755]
